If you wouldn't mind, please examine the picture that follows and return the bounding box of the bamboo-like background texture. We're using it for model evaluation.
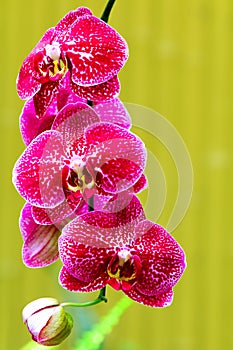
[1,0,232,349]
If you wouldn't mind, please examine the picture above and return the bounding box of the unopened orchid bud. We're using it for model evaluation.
[22,297,73,346]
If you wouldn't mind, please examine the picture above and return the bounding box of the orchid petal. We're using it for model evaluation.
[59,199,144,282]
[20,98,56,146]
[20,203,60,267]
[17,28,55,99]
[59,195,144,254]
[19,203,36,241]
[52,102,100,157]
[63,15,128,86]
[94,98,131,129]
[85,123,146,193]
[124,287,174,308]
[59,234,112,282]
[133,220,186,296]
[70,75,120,102]
[57,74,83,111]
[59,266,108,292]
[133,174,148,194]
[54,8,92,35]
[33,81,59,118]
[31,193,82,226]
[13,131,65,208]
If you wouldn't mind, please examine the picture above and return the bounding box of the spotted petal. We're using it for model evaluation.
[17,28,55,100]
[124,287,174,308]
[57,74,83,111]
[33,81,59,118]
[31,194,84,226]
[133,220,186,296]
[59,195,145,281]
[54,7,93,35]
[19,202,35,241]
[13,131,65,208]
[63,15,128,86]
[59,266,108,292]
[52,102,100,157]
[63,194,144,231]
[20,98,57,146]
[70,75,120,102]
[58,76,128,127]
[20,203,60,267]
[85,123,147,193]
[133,174,148,193]
[59,234,112,283]
[94,98,131,129]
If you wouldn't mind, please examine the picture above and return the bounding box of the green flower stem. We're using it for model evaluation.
[61,287,107,308]
[101,0,116,23]
[72,296,133,350]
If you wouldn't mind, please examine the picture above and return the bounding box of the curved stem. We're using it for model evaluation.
[60,299,103,308]
[101,0,116,23]
[61,287,107,309]
[99,286,107,301]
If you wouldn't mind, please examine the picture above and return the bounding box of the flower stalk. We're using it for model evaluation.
[101,0,116,23]
[61,288,107,309]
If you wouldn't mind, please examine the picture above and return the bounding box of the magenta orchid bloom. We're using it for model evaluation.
[58,196,186,308]
[17,7,128,117]
[13,102,146,223]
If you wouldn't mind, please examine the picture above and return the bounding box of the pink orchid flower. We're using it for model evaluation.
[13,102,146,222]
[59,196,186,308]
[17,7,128,117]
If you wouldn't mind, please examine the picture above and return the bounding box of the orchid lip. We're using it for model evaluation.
[66,160,95,194]
[107,249,141,283]
[37,44,68,81]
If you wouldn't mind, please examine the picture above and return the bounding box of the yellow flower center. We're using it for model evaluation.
[67,163,95,194]
[107,250,138,282]
[38,43,67,79]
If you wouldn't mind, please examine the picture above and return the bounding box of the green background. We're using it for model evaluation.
[1,0,232,349]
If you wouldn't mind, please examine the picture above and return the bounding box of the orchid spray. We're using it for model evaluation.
[14,1,187,348]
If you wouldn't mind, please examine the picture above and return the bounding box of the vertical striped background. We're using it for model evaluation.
[0,1,232,349]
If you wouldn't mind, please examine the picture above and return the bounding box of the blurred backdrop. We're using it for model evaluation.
[1,0,232,349]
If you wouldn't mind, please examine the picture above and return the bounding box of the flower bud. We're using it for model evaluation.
[22,297,73,346]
